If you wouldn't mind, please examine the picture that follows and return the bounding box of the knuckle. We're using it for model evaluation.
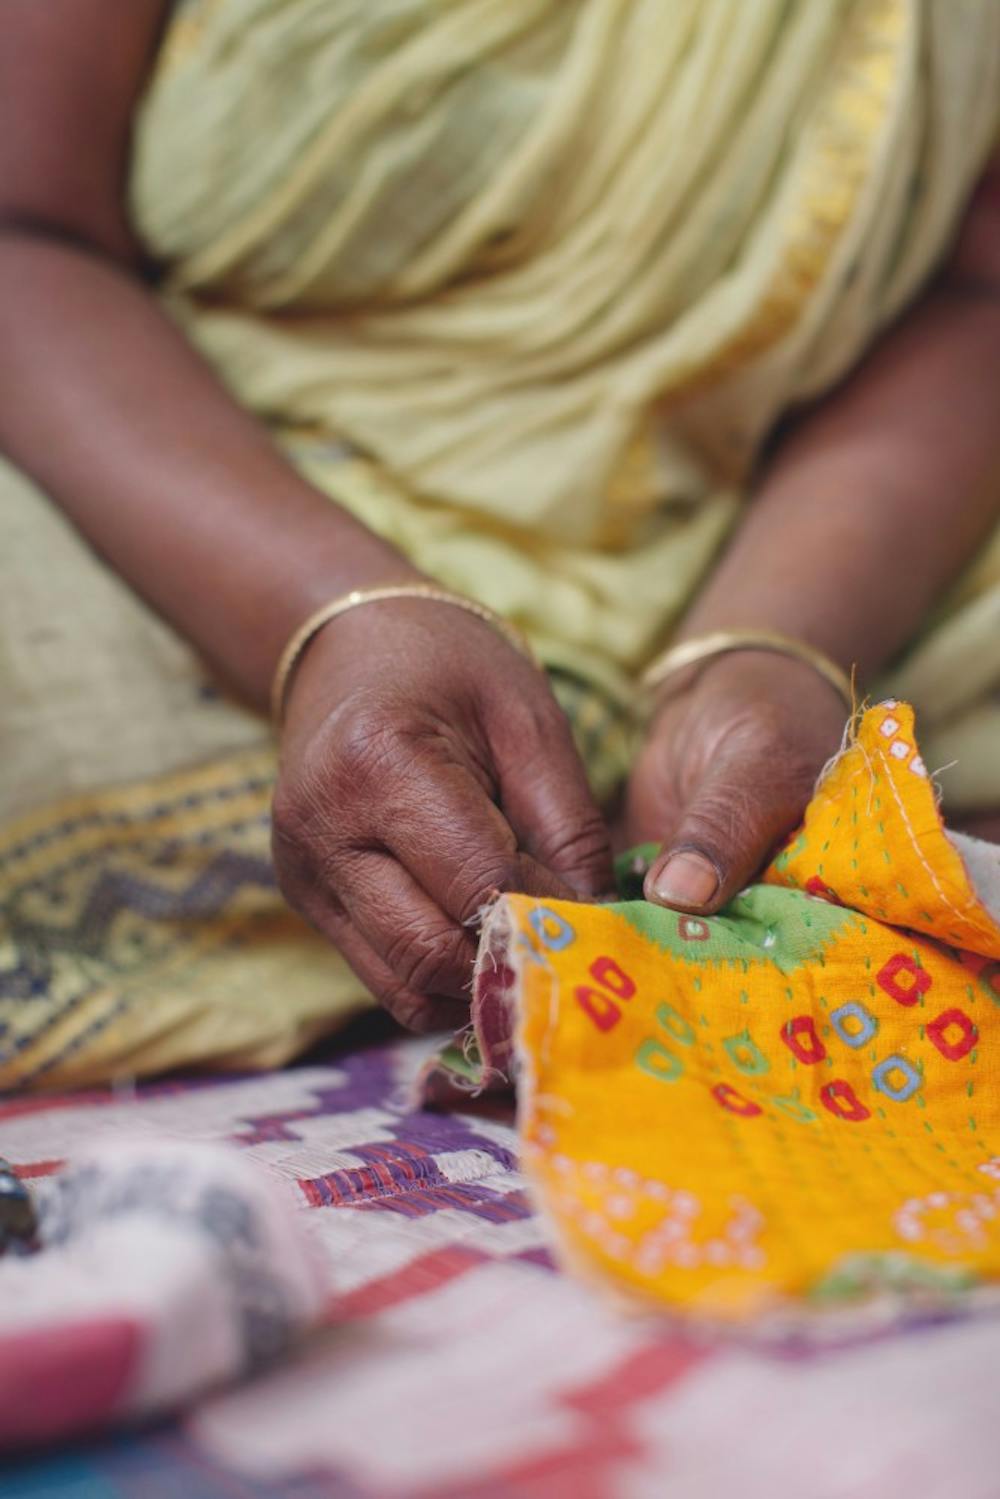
[707,704,781,763]
[270,778,316,869]
[274,711,405,864]
[445,850,519,924]
[383,917,467,996]
[327,714,401,802]
[542,812,608,866]
[499,691,569,751]
[271,774,353,906]
[381,986,444,1035]
[271,770,334,855]
[716,702,823,789]
[538,816,611,886]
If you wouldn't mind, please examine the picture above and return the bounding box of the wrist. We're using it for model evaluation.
[645,630,854,720]
[202,497,425,713]
[276,581,533,737]
[649,647,851,730]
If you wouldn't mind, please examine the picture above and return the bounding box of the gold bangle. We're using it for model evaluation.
[640,629,854,710]
[271,583,537,725]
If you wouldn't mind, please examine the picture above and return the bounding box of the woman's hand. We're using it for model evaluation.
[625,653,848,913]
[271,599,614,1032]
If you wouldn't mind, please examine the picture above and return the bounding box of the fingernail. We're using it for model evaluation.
[649,851,720,909]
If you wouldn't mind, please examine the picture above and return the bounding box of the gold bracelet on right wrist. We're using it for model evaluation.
[640,629,855,711]
[270,582,537,726]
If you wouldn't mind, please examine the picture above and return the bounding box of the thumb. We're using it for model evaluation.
[642,752,802,914]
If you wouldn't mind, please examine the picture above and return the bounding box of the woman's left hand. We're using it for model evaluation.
[625,652,849,913]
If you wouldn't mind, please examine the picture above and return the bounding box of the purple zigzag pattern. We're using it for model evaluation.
[228,1047,402,1146]
[229,1045,528,1222]
[231,1047,518,1170]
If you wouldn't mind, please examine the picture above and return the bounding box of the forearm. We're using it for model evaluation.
[0,229,417,709]
[632,250,1000,907]
[680,267,1000,685]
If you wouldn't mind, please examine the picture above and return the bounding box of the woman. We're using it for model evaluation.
[0,0,999,1088]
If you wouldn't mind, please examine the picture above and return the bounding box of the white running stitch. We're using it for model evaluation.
[875,744,977,924]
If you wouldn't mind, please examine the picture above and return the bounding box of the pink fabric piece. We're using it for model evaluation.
[0,1136,327,1448]
[0,1318,140,1449]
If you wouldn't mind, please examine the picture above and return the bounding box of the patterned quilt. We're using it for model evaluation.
[3,1026,1000,1499]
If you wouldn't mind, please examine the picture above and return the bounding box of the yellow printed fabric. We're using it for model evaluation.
[482,703,1000,1330]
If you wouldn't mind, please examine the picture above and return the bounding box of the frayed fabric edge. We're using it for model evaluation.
[414,894,521,1107]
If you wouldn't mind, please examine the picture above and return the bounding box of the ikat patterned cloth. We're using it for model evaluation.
[4,1035,1000,1498]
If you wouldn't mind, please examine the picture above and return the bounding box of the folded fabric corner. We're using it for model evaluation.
[462,701,1000,1338]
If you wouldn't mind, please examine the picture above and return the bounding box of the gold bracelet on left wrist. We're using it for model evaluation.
[640,629,855,712]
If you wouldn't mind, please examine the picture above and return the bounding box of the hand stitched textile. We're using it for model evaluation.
[470,702,1000,1331]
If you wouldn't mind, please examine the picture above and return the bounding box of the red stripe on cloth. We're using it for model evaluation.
[0,1092,114,1121]
[12,1159,65,1180]
[563,1340,706,1417]
[298,1177,326,1208]
[420,1340,708,1499]
[367,1158,399,1194]
[328,1245,488,1320]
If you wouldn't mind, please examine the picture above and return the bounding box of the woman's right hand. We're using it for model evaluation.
[271,597,614,1032]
